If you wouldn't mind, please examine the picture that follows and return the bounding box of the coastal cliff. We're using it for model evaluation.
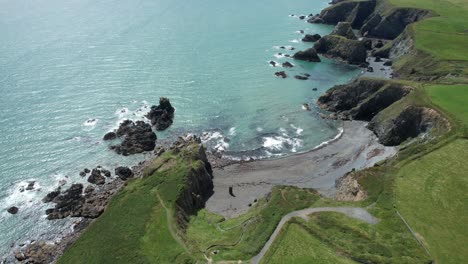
[318,78,449,146]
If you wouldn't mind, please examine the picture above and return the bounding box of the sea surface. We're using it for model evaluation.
[0,0,362,257]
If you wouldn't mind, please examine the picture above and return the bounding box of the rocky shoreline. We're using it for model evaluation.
[6,0,449,262]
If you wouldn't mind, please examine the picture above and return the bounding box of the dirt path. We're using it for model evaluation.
[155,191,190,254]
[250,207,378,264]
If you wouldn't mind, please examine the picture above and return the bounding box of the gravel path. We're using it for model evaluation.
[250,207,378,264]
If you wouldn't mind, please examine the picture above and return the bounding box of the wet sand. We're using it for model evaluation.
[205,121,397,218]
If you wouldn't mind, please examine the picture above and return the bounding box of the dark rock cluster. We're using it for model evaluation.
[106,120,157,155]
[146,97,175,131]
[292,48,321,62]
[302,33,321,42]
[314,35,367,64]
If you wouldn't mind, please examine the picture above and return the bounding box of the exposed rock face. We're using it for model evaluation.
[292,48,321,62]
[173,137,214,230]
[318,78,413,120]
[313,0,376,28]
[45,180,122,220]
[146,97,175,131]
[42,188,61,203]
[369,106,448,146]
[87,169,106,185]
[282,61,294,68]
[14,241,55,263]
[103,132,117,140]
[361,7,431,39]
[330,22,357,39]
[110,120,157,155]
[46,184,85,220]
[335,172,367,201]
[302,33,321,42]
[115,166,134,180]
[314,35,367,64]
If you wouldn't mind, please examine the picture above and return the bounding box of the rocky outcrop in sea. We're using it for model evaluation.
[146,97,175,131]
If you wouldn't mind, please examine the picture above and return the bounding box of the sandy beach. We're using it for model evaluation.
[205,120,397,218]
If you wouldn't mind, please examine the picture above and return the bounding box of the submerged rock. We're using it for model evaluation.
[7,206,19,214]
[292,48,321,62]
[274,71,287,78]
[146,97,175,131]
[282,61,294,68]
[26,181,35,191]
[295,75,309,80]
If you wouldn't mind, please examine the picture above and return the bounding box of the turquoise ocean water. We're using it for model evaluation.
[0,0,361,256]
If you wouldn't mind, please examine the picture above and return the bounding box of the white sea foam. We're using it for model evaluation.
[82,118,98,131]
[83,118,98,126]
[201,131,230,152]
[290,124,304,135]
[289,39,299,43]
[312,127,344,150]
[262,135,303,152]
[2,180,41,210]
[273,53,286,59]
[115,107,129,117]
[229,127,236,136]
[256,127,263,132]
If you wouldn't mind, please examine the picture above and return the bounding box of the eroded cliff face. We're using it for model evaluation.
[361,7,431,39]
[173,139,214,229]
[314,35,367,64]
[318,78,412,120]
[317,78,449,146]
[335,172,367,202]
[314,0,376,28]
[313,0,431,40]
[368,106,449,146]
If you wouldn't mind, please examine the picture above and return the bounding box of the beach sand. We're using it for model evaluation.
[205,120,397,218]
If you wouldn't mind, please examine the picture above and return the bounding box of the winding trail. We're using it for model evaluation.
[250,207,379,264]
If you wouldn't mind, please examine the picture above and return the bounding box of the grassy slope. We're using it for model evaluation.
[260,165,431,264]
[392,84,468,264]
[59,151,194,264]
[389,0,468,80]
[427,84,468,134]
[260,221,356,264]
[396,139,468,264]
[186,186,321,261]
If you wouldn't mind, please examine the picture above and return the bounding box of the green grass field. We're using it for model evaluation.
[395,139,468,264]
[427,84,468,133]
[260,221,356,264]
[389,0,468,80]
[261,209,431,264]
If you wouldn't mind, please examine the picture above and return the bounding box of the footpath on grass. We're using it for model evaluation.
[250,207,378,264]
